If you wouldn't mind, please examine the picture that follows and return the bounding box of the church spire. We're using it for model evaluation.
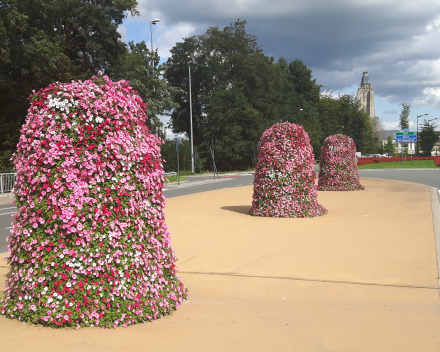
[360,71,372,86]
[356,71,375,117]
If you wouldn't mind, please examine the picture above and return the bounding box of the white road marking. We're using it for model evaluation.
[0,212,16,216]
[5,227,11,229]
[0,207,16,211]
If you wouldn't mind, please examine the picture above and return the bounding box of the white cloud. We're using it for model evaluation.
[383,121,400,130]
[124,0,440,111]
[156,23,197,58]
[117,24,127,42]
[383,120,416,130]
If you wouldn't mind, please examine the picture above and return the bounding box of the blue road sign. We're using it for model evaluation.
[396,135,417,140]
[395,138,417,142]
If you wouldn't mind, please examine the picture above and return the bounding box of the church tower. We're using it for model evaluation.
[356,71,375,117]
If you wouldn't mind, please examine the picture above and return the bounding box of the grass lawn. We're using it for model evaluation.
[358,160,437,169]
[165,175,187,183]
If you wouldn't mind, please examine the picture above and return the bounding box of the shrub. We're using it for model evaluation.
[357,156,436,166]
[250,122,327,218]
[0,75,187,328]
[318,134,364,191]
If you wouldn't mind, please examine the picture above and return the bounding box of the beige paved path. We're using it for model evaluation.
[1,178,440,351]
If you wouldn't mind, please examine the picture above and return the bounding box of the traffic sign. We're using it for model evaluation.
[403,128,409,132]
[395,132,416,136]
[395,135,417,140]
[396,138,417,143]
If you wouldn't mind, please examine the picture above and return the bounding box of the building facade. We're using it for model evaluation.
[357,71,375,117]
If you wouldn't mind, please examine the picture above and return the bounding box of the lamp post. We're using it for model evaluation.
[428,118,438,126]
[416,113,428,155]
[150,18,161,67]
[189,64,194,173]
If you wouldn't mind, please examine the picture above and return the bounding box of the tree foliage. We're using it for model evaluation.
[317,93,374,153]
[398,103,411,130]
[384,136,396,156]
[0,0,138,170]
[418,119,440,156]
[165,20,325,170]
[112,41,183,133]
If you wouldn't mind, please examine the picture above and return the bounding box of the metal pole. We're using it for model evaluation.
[176,137,180,185]
[150,21,154,67]
[150,22,153,53]
[417,115,419,155]
[189,65,194,174]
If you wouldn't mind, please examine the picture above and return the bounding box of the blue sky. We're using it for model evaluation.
[119,0,440,132]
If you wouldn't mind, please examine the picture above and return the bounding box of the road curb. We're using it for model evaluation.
[430,187,440,288]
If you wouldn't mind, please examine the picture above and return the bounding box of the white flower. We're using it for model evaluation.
[66,282,72,287]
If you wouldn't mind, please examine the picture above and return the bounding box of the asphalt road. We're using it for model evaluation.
[1,169,439,253]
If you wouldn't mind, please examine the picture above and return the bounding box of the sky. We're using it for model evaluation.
[118,0,440,133]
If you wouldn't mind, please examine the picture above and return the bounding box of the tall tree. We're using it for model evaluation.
[398,103,411,130]
[0,0,138,170]
[418,119,440,156]
[383,136,396,156]
[317,93,371,153]
[276,59,322,155]
[165,20,281,170]
[112,41,183,134]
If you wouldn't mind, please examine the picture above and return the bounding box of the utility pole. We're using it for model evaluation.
[189,65,194,174]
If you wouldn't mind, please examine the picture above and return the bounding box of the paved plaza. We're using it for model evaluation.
[1,177,440,351]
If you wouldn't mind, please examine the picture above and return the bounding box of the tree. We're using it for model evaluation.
[418,120,440,156]
[165,20,282,170]
[399,103,411,130]
[112,41,183,133]
[383,136,396,156]
[0,0,138,170]
[317,93,372,153]
[276,59,322,155]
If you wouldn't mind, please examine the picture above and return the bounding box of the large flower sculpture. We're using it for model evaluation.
[0,75,187,328]
[318,134,364,191]
[250,122,327,218]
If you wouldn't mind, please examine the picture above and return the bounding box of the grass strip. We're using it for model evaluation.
[358,160,437,169]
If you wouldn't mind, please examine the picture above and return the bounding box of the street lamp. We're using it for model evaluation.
[150,18,161,66]
[189,64,194,173]
[428,118,438,126]
[416,113,428,154]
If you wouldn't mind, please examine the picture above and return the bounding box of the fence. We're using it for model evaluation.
[0,173,16,193]
[0,172,180,194]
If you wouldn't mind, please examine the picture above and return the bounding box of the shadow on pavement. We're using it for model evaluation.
[221,205,252,215]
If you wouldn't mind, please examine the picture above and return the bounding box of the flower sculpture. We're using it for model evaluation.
[1,75,187,328]
[250,122,327,218]
[318,134,364,191]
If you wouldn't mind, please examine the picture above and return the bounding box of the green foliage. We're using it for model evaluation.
[399,103,411,130]
[0,0,138,161]
[317,93,374,153]
[383,136,396,155]
[418,119,440,156]
[112,41,182,132]
[160,138,202,173]
[358,160,436,169]
[165,21,324,170]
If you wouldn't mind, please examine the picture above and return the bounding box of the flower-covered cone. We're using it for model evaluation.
[318,134,364,191]
[250,122,327,218]
[1,76,187,328]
